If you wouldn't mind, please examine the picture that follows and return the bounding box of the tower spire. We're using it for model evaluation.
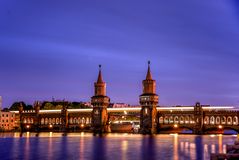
[146,60,152,80]
[97,64,103,83]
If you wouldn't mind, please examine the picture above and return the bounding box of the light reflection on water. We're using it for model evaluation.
[0,132,237,160]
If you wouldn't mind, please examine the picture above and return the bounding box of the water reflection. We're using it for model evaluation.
[0,133,237,160]
[173,134,178,160]
[121,140,128,160]
[93,136,107,160]
[141,135,156,160]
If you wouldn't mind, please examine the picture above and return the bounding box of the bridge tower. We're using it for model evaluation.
[91,65,110,133]
[139,61,159,134]
[33,101,41,132]
[193,102,203,134]
[61,102,69,132]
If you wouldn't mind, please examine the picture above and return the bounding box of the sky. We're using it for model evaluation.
[0,0,239,107]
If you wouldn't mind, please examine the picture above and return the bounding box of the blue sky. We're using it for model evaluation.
[0,0,239,107]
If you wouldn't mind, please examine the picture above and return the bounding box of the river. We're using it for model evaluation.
[0,132,237,160]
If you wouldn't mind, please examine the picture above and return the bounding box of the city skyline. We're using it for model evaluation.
[1,1,239,107]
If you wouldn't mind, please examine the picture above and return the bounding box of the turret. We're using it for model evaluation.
[91,65,110,133]
[139,61,158,134]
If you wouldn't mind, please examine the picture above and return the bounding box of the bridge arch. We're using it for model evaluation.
[45,118,48,124]
[215,116,220,124]
[164,116,169,124]
[86,117,90,124]
[227,116,232,125]
[69,117,72,124]
[82,117,85,124]
[56,118,59,124]
[233,116,238,125]
[204,116,209,124]
[179,116,184,124]
[210,116,215,125]
[174,116,179,124]
[78,117,81,124]
[221,116,226,125]
[41,118,44,125]
[185,116,189,124]
[73,117,78,124]
[52,118,55,124]
[49,118,52,124]
[169,116,173,124]
[159,116,163,124]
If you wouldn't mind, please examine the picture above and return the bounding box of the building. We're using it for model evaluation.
[0,111,16,131]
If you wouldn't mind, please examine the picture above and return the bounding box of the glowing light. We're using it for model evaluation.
[218,125,222,129]
[49,124,53,128]
[26,125,30,129]
[174,124,178,128]
[81,124,84,128]
[124,110,127,115]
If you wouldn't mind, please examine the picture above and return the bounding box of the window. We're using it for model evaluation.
[6,114,8,117]
[2,114,4,117]
[2,120,4,122]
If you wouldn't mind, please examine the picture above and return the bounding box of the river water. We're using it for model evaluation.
[0,132,237,160]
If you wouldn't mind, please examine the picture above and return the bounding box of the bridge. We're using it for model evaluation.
[12,103,239,134]
[12,62,239,134]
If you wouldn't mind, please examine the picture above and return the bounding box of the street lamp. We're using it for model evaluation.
[174,124,178,128]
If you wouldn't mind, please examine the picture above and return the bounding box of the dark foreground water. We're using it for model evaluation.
[0,132,237,160]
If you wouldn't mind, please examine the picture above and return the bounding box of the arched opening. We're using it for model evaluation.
[227,116,232,125]
[78,118,81,124]
[86,117,90,124]
[210,116,215,125]
[174,116,179,124]
[52,118,55,124]
[179,116,184,124]
[45,118,48,125]
[190,116,194,124]
[204,116,209,124]
[233,116,238,125]
[169,116,173,124]
[159,117,164,124]
[69,117,73,124]
[216,116,220,124]
[56,118,59,124]
[74,118,78,124]
[49,118,52,124]
[185,116,189,124]
[82,118,85,124]
[164,116,169,124]
[41,118,44,125]
[23,118,27,124]
[27,118,30,124]
[221,116,226,125]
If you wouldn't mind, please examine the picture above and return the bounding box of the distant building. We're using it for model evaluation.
[0,111,16,131]
[109,103,130,108]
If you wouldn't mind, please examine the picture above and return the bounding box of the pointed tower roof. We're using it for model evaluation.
[146,61,153,80]
[97,64,104,83]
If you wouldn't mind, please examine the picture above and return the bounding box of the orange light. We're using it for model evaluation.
[81,124,84,128]
[218,125,222,129]
[49,124,53,128]
[174,124,178,128]
[26,125,30,129]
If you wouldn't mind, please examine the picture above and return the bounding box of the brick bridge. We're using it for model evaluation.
[14,62,239,134]
[15,102,239,134]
